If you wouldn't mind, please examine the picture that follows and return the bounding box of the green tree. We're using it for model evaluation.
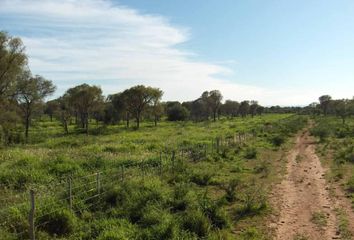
[65,84,103,134]
[221,100,239,118]
[122,85,162,129]
[319,95,332,116]
[249,101,259,118]
[44,99,59,122]
[208,90,223,121]
[15,71,56,140]
[332,99,350,124]
[56,96,71,134]
[0,31,27,98]
[166,102,189,121]
[239,101,250,118]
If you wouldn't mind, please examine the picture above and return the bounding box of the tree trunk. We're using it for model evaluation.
[64,120,69,134]
[25,114,30,141]
[85,114,89,135]
[154,115,157,127]
[126,112,130,128]
[213,111,216,122]
[50,114,53,122]
[136,115,140,129]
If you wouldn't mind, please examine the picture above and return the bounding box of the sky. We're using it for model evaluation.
[0,0,353,106]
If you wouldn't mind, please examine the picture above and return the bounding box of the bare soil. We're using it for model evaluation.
[270,130,354,240]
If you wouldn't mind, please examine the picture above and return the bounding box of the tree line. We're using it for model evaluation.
[1,32,268,144]
[303,95,354,124]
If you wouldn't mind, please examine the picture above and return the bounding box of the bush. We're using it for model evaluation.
[37,209,77,236]
[182,209,210,237]
[190,170,214,186]
[223,178,241,202]
[235,185,267,219]
[269,134,285,146]
[244,147,257,159]
[311,124,331,142]
[167,104,189,121]
[200,197,229,229]
[347,176,354,193]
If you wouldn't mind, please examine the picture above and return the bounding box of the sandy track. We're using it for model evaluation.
[270,130,354,240]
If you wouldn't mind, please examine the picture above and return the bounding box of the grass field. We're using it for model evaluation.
[0,114,308,239]
[311,116,354,205]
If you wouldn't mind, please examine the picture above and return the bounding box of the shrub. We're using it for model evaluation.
[311,125,331,142]
[37,209,77,236]
[190,170,214,186]
[347,175,354,193]
[235,185,267,219]
[167,104,189,121]
[269,134,285,146]
[244,147,257,159]
[223,178,241,202]
[200,199,229,229]
[140,205,178,239]
[182,209,210,237]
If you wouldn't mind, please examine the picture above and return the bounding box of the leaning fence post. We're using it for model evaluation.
[29,190,35,240]
[68,177,73,211]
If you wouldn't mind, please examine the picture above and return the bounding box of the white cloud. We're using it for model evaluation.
[0,0,321,105]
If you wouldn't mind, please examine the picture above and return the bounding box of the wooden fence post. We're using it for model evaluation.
[216,137,220,153]
[29,190,35,240]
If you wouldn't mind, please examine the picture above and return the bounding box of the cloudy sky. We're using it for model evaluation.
[0,0,353,106]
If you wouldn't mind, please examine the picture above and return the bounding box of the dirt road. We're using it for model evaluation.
[270,130,354,240]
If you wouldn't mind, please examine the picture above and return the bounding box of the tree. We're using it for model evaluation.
[151,89,163,126]
[65,84,103,134]
[256,106,264,115]
[122,85,162,129]
[207,90,223,121]
[249,101,259,117]
[221,100,239,118]
[0,31,27,98]
[44,99,59,121]
[166,102,189,121]
[15,71,56,140]
[110,93,129,127]
[57,96,71,134]
[332,99,350,124]
[239,101,250,117]
[0,32,27,144]
[319,95,332,116]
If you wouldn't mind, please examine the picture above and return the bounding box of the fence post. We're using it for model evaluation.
[204,144,207,157]
[216,137,220,153]
[68,177,73,211]
[96,172,101,195]
[29,190,35,240]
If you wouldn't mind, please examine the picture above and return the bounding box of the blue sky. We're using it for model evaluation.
[0,0,353,105]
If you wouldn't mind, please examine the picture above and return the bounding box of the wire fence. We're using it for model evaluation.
[0,130,257,239]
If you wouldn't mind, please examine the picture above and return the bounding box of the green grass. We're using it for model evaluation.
[0,114,308,239]
[311,116,354,207]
